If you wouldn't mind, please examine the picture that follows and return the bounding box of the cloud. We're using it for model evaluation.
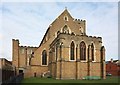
[70,2,118,60]
[0,34,3,39]
[1,0,119,2]
[1,2,118,61]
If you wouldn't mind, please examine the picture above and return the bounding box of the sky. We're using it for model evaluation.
[0,0,118,61]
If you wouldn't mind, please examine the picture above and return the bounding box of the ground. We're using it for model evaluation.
[21,76,119,84]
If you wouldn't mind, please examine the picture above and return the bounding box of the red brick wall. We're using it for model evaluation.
[106,62,120,76]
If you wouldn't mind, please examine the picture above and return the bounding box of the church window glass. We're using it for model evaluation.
[62,25,69,34]
[80,41,86,60]
[70,41,75,60]
[42,50,47,65]
[91,43,94,61]
[64,16,68,21]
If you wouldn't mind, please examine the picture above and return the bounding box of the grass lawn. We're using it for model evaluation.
[21,76,119,84]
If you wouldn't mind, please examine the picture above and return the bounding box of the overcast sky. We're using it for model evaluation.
[0,1,118,61]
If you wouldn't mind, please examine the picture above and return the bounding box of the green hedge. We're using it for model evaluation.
[84,76,101,80]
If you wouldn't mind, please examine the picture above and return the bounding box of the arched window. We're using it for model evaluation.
[100,46,105,61]
[70,41,75,60]
[42,50,47,65]
[64,16,68,21]
[63,25,69,34]
[80,41,86,60]
[88,45,90,61]
[91,43,94,61]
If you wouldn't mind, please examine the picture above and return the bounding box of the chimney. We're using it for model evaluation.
[110,58,113,63]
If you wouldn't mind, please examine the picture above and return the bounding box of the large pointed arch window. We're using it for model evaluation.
[91,43,94,61]
[80,41,86,60]
[88,45,90,61]
[42,50,47,65]
[62,25,69,34]
[70,41,75,60]
[100,46,105,61]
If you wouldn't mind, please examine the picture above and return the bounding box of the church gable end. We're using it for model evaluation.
[12,8,105,79]
[39,8,86,46]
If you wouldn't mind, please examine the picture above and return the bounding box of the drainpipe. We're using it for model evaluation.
[76,44,78,79]
[89,45,92,78]
[25,48,27,68]
[55,44,58,78]
[88,45,90,77]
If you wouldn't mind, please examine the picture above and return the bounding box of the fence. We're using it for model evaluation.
[2,73,24,85]
[2,69,14,82]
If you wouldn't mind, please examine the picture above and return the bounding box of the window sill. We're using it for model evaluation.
[80,61,87,62]
[41,65,48,66]
[92,61,96,62]
[69,60,76,62]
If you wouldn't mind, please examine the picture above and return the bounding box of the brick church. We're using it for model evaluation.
[12,8,106,79]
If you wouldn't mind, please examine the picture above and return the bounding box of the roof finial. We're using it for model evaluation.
[65,7,67,10]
